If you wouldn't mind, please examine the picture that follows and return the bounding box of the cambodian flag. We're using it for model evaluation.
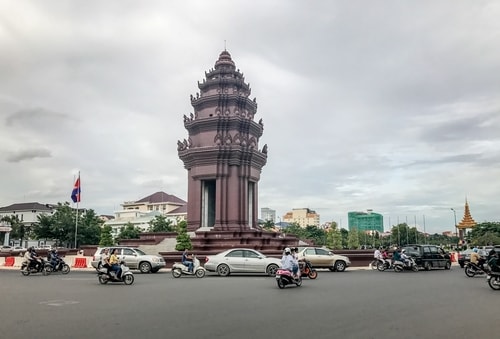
[71,175,81,203]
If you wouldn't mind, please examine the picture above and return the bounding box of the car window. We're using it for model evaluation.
[423,247,431,254]
[245,250,260,258]
[438,248,446,255]
[316,248,330,255]
[134,249,146,255]
[304,248,315,255]
[122,248,135,255]
[226,250,244,258]
[430,246,438,254]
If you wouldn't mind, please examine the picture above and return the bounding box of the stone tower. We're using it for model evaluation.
[178,50,268,232]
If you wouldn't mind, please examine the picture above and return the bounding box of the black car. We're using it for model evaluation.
[402,244,452,271]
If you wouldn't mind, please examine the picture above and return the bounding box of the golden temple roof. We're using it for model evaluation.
[457,199,477,229]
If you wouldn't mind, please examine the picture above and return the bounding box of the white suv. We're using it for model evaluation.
[91,246,166,273]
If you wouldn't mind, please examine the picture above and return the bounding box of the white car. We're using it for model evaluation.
[204,248,281,277]
[0,245,13,252]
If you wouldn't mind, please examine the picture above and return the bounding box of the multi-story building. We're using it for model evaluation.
[283,208,320,228]
[348,210,383,233]
[261,207,276,223]
[105,191,187,238]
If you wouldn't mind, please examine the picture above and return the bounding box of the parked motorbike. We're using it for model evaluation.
[299,259,318,279]
[393,257,419,272]
[276,268,302,289]
[97,261,134,285]
[51,258,71,274]
[486,271,500,290]
[464,262,489,278]
[171,255,206,278]
[21,258,52,276]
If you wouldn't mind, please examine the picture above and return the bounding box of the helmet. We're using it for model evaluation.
[284,247,291,254]
[473,248,478,253]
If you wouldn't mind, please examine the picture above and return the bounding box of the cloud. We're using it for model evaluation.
[6,148,52,163]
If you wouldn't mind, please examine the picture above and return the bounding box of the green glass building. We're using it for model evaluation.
[348,211,383,232]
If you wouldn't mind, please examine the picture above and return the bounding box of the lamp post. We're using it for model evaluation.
[451,208,458,249]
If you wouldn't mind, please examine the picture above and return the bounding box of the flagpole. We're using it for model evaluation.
[74,172,80,249]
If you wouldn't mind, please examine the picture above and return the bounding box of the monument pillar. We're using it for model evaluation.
[178,50,267,232]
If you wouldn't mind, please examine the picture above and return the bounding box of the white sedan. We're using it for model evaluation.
[204,248,281,277]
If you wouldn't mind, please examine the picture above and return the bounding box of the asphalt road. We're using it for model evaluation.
[0,267,497,339]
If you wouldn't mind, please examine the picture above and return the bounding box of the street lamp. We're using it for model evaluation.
[451,208,458,249]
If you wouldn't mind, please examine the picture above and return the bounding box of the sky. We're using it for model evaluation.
[1,1,499,234]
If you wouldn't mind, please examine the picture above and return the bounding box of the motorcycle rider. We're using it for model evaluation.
[291,247,300,278]
[392,248,401,264]
[109,248,122,279]
[281,247,299,280]
[400,249,410,266]
[100,248,111,274]
[48,248,60,270]
[469,248,484,270]
[487,251,499,272]
[182,248,194,273]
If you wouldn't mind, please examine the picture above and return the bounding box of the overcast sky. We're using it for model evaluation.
[1,1,499,234]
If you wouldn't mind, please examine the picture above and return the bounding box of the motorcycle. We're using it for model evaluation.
[486,271,500,290]
[171,255,206,278]
[97,261,134,285]
[376,259,394,272]
[21,258,52,276]
[51,258,71,274]
[276,268,302,289]
[464,261,489,278]
[393,257,419,272]
[299,259,318,279]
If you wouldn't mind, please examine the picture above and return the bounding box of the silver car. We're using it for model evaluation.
[204,248,281,277]
[91,246,166,273]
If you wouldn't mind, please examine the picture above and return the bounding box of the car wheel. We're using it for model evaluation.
[172,268,182,278]
[424,262,431,271]
[195,269,206,278]
[139,262,152,273]
[217,264,230,277]
[266,264,279,276]
[444,261,451,270]
[335,261,346,272]
[123,274,134,285]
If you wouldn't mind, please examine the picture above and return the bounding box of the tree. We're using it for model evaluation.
[469,222,500,245]
[77,209,103,245]
[347,228,360,249]
[117,222,141,241]
[329,224,343,249]
[148,215,173,232]
[175,220,192,251]
[1,215,27,245]
[99,225,114,246]
[262,220,274,230]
